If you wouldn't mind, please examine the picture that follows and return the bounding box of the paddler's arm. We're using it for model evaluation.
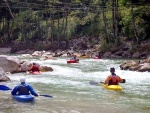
[28,85,38,96]
[117,76,123,82]
[11,86,19,95]
[104,76,111,84]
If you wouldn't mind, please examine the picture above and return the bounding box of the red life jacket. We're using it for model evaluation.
[31,65,40,72]
[108,74,119,85]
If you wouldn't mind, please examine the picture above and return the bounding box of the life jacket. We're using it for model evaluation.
[31,65,40,72]
[71,56,76,60]
[18,84,30,95]
[108,73,119,85]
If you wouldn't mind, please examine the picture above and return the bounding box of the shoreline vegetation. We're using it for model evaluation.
[0,38,150,59]
[0,1,150,59]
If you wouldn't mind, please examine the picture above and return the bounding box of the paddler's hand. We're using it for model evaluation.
[37,93,40,96]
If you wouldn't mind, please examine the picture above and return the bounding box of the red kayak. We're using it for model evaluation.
[67,60,79,64]
[30,71,41,75]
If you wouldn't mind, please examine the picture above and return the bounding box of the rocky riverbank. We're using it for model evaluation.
[0,37,150,59]
[0,55,53,82]
[0,38,150,74]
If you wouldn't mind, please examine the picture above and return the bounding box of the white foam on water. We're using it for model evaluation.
[9,57,150,90]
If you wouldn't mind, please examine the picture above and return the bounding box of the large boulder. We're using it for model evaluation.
[40,66,53,72]
[0,47,11,54]
[32,51,46,57]
[20,61,53,72]
[20,61,32,72]
[120,60,138,70]
[0,55,21,73]
[139,57,150,64]
[138,63,150,72]
[120,57,150,72]
[132,52,140,58]
[0,67,10,82]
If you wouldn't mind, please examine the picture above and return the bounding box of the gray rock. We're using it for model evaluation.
[0,67,10,82]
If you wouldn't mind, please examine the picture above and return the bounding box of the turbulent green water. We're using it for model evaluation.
[0,56,150,113]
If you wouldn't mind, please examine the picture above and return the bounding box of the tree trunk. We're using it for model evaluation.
[131,2,139,43]
[7,12,10,43]
[37,13,40,39]
[112,0,119,43]
[46,11,48,41]
[112,0,115,40]
[102,0,109,44]
[57,12,60,43]
[115,0,118,41]
[3,0,14,19]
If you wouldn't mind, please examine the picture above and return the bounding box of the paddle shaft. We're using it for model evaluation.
[90,79,126,85]
[101,79,126,84]
[39,94,53,98]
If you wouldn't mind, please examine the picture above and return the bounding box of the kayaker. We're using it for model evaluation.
[71,55,77,60]
[11,78,39,96]
[104,67,123,85]
[98,52,102,58]
[28,63,40,73]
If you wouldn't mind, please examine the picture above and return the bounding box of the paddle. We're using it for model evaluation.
[39,94,53,98]
[89,81,105,85]
[76,59,79,61]
[0,85,53,98]
[68,59,79,61]
[0,85,11,91]
[89,79,126,85]
[89,81,100,85]
[121,79,126,83]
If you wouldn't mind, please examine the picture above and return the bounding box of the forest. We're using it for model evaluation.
[0,0,150,52]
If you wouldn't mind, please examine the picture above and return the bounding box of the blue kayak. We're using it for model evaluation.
[13,95,34,102]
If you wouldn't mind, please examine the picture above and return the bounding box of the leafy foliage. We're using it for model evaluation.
[0,0,150,50]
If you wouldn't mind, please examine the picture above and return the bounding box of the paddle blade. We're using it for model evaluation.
[0,85,11,91]
[100,82,105,84]
[40,94,53,98]
[89,81,98,85]
[121,79,126,83]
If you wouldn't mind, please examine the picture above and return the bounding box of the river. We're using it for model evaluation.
[0,56,150,113]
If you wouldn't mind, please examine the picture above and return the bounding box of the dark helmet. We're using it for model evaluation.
[110,67,115,71]
[33,63,36,65]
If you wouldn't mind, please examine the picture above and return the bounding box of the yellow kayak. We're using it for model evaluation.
[74,54,90,58]
[102,83,122,91]
[77,55,90,58]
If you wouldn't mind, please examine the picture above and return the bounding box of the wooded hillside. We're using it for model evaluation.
[0,0,150,52]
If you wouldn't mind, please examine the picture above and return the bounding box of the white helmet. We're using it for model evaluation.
[20,78,26,83]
